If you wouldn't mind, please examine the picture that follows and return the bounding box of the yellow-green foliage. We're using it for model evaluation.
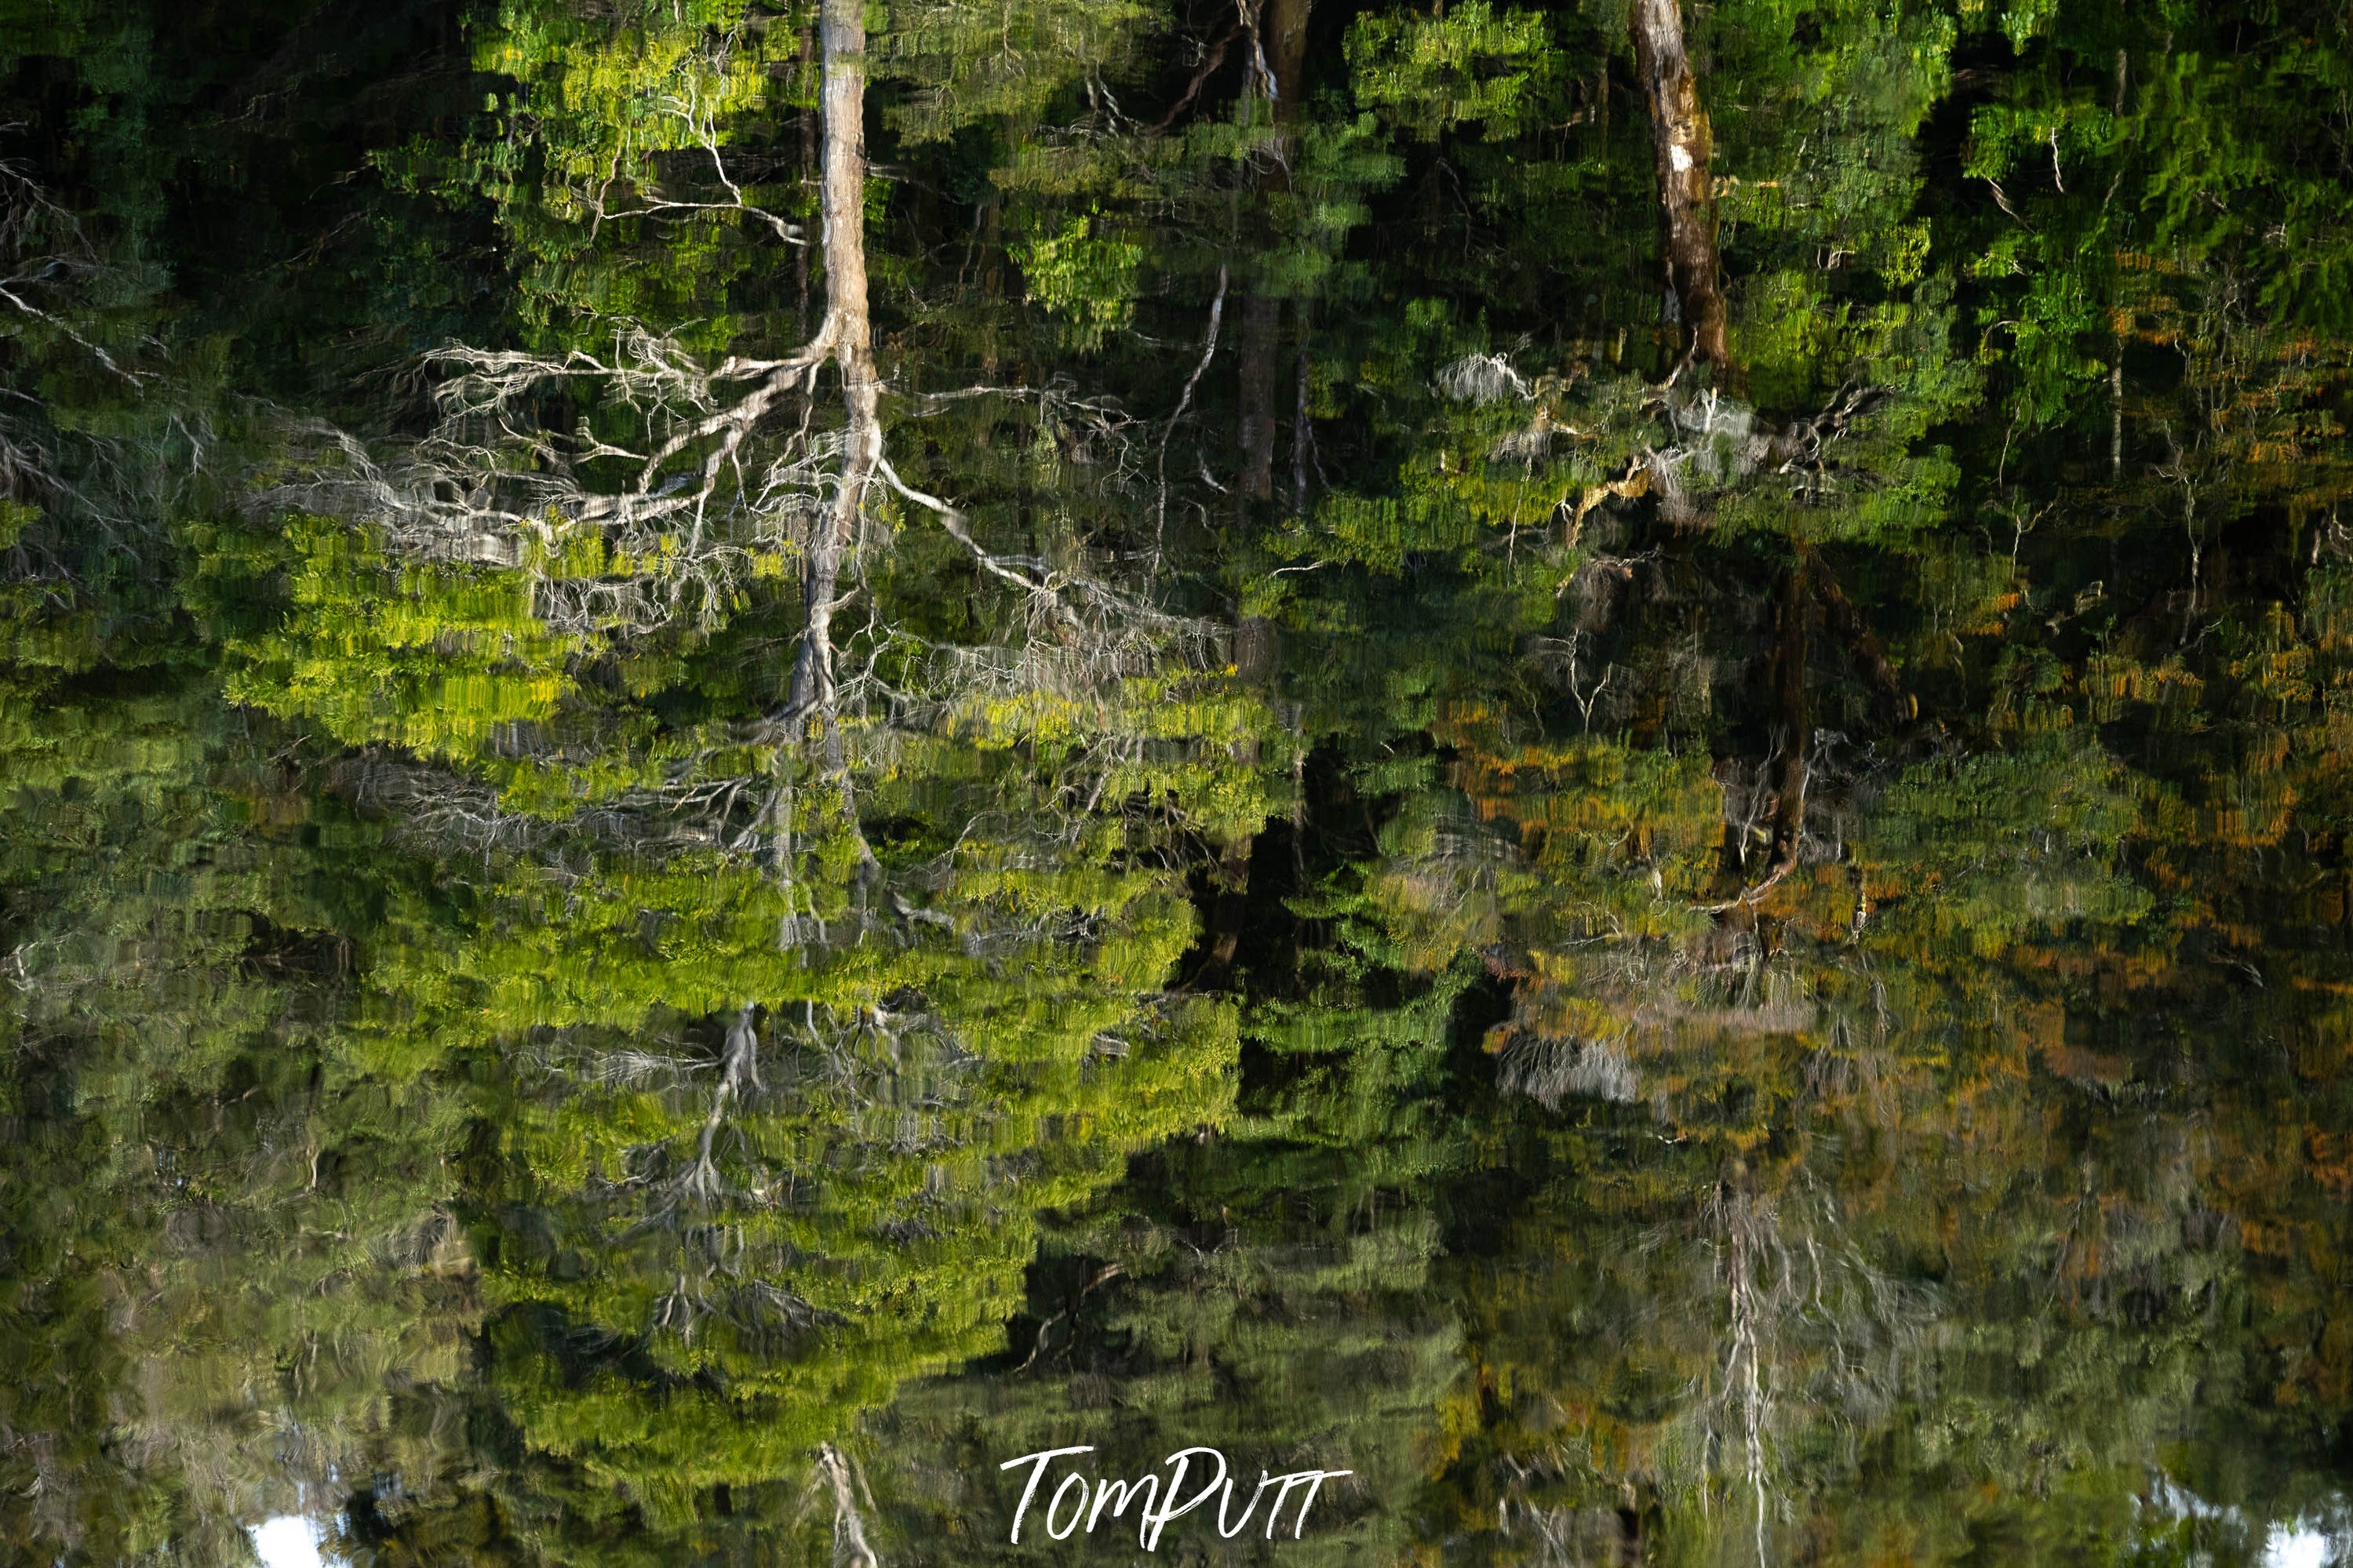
[225,515,585,762]
[1346,1,1556,143]
[1859,733,2152,958]
[1012,212,1145,350]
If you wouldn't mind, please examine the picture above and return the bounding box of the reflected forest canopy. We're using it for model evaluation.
[3,0,2352,1561]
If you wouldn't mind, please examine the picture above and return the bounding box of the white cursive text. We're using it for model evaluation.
[999,1446,1352,1551]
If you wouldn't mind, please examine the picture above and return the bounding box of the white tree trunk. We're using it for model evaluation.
[786,0,880,722]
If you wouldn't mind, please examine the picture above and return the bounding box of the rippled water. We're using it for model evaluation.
[3,0,2351,1563]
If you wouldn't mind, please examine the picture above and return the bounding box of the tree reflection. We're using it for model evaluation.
[3,0,2352,1563]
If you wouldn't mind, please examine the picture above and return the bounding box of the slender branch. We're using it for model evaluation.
[1153,265,1228,590]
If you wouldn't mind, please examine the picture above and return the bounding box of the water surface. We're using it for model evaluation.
[2,0,2350,1562]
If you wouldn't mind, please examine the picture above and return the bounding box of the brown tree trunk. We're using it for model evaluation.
[1615,1485,1645,1568]
[1237,297,1284,501]
[1809,545,1911,725]
[1234,0,1312,504]
[1204,0,1313,987]
[1705,552,1809,911]
[1192,616,1280,991]
[1630,0,1729,371]
[1291,300,1314,515]
[1763,554,1808,880]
